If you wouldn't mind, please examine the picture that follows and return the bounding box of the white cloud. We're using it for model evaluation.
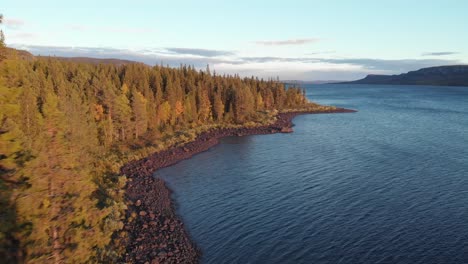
[9,32,37,40]
[10,44,462,81]
[4,18,25,30]
[421,51,459,56]
[254,38,319,46]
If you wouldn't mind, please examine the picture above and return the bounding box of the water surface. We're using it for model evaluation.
[158,84,468,263]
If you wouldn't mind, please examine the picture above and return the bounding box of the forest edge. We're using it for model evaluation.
[120,108,356,263]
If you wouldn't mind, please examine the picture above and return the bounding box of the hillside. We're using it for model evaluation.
[0,47,138,66]
[0,47,34,61]
[339,65,468,87]
[39,56,138,65]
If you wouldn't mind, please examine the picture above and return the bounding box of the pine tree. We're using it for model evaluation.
[158,101,171,126]
[0,82,24,263]
[182,92,197,124]
[196,85,211,122]
[212,91,224,121]
[0,54,314,262]
[131,89,148,139]
[113,84,132,140]
[255,92,264,110]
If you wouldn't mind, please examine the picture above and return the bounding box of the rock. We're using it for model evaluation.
[123,114,316,263]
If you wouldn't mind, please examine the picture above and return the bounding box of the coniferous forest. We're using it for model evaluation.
[2,2,465,264]
[0,27,329,262]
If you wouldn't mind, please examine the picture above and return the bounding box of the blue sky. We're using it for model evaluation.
[2,0,467,80]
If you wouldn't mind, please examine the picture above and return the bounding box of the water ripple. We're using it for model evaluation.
[159,85,468,264]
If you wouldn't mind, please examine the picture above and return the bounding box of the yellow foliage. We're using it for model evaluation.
[175,100,184,116]
[94,103,104,121]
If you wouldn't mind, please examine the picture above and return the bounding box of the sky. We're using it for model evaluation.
[2,0,467,81]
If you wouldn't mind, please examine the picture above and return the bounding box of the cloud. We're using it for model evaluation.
[240,56,311,63]
[12,45,235,68]
[314,58,460,72]
[254,38,319,46]
[306,50,335,55]
[165,48,234,57]
[9,32,37,40]
[10,44,463,81]
[421,51,459,56]
[237,56,459,72]
[4,18,25,30]
[217,56,461,81]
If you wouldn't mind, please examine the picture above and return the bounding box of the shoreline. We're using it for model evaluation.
[120,108,356,263]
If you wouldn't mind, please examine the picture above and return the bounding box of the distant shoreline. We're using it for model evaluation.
[120,108,356,263]
[335,65,468,87]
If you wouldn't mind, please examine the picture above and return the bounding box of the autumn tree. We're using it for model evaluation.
[158,101,171,126]
[114,84,132,140]
[131,88,148,138]
[0,52,312,262]
[196,85,211,122]
[212,91,224,121]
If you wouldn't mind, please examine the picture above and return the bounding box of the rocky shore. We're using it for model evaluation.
[120,108,355,264]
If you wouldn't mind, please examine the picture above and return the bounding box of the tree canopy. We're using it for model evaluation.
[0,52,312,262]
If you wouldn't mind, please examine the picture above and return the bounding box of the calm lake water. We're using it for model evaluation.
[158,84,468,264]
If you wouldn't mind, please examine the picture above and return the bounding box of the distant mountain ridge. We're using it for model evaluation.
[1,47,139,66]
[42,56,139,66]
[283,80,345,85]
[338,65,468,87]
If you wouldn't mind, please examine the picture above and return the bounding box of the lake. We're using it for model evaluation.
[157,84,468,264]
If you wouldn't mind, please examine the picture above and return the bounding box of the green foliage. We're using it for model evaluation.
[0,55,315,262]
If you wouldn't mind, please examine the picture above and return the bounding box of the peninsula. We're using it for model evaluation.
[0,47,355,263]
